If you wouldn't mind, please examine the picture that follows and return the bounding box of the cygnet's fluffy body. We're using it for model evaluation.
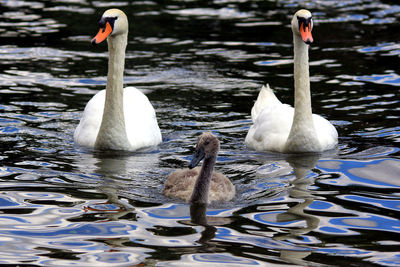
[163,132,235,204]
[164,166,234,203]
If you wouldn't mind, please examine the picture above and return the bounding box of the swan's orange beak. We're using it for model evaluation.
[91,22,112,45]
[300,22,313,44]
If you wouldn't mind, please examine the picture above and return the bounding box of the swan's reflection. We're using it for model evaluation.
[275,154,321,265]
[74,150,159,220]
[83,154,134,221]
[83,184,133,221]
[276,154,320,237]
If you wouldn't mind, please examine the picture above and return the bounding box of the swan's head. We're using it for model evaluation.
[91,9,128,45]
[188,132,220,169]
[291,9,313,45]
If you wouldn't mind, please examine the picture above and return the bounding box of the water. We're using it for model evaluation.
[0,0,399,266]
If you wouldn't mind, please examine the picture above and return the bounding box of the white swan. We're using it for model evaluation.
[245,9,338,153]
[163,132,235,204]
[74,9,162,151]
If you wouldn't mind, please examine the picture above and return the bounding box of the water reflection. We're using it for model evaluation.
[275,155,320,240]
[187,203,218,249]
[83,184,133,223]
[318,155,400,188]
[247,154,321,265]
[71,148,163,204]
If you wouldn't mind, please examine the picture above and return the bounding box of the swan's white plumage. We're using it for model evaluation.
[74,87,162,150]
[245,9,338,153]
[250,84,281,122]
[246,85,337,152]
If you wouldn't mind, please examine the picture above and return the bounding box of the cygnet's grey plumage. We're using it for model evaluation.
[163,132,235,204]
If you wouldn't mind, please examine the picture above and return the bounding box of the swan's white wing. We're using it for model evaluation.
[246,86,294,152]
[251,84,282,122]
[313,114,338,150]
[123,87,162,150]
[74,90,105,148]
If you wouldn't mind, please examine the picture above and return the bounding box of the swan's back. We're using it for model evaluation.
[163,167,235,203]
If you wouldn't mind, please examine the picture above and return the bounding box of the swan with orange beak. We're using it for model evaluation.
[245,9,338,153]
[74,9,162,151]
[91,9,126,45]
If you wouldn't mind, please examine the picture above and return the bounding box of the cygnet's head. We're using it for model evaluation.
[291,9,313,45]
[91,9,128,45]
[188,132,220,169]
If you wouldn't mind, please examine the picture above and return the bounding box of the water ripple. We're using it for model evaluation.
[337,73,400,86]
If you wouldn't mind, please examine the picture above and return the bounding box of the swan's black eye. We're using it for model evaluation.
[297,16,312,31]
[98,16,118,30]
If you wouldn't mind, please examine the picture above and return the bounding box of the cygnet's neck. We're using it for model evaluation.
[190,154,216,204]
[190,202,207,225]
[285,33,321,152]
[95,33,130,150]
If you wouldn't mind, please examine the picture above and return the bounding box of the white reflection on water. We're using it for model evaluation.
[318,157,400,188]
[162,253,263,266]
[338,73,400,87]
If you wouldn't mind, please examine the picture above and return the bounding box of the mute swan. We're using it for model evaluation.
[74,9,162,151]
[163,132,235,204]
[245,9,338,153]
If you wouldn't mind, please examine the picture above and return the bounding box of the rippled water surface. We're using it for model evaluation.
[1,0,399,266]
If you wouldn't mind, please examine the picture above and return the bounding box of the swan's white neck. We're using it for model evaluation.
[190,154,216,204]
[285,32,321,152]
[95,33,130,150]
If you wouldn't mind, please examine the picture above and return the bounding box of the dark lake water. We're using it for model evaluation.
[1,0,400,266]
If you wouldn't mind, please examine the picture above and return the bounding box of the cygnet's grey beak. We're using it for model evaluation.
[188,147,205,169]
